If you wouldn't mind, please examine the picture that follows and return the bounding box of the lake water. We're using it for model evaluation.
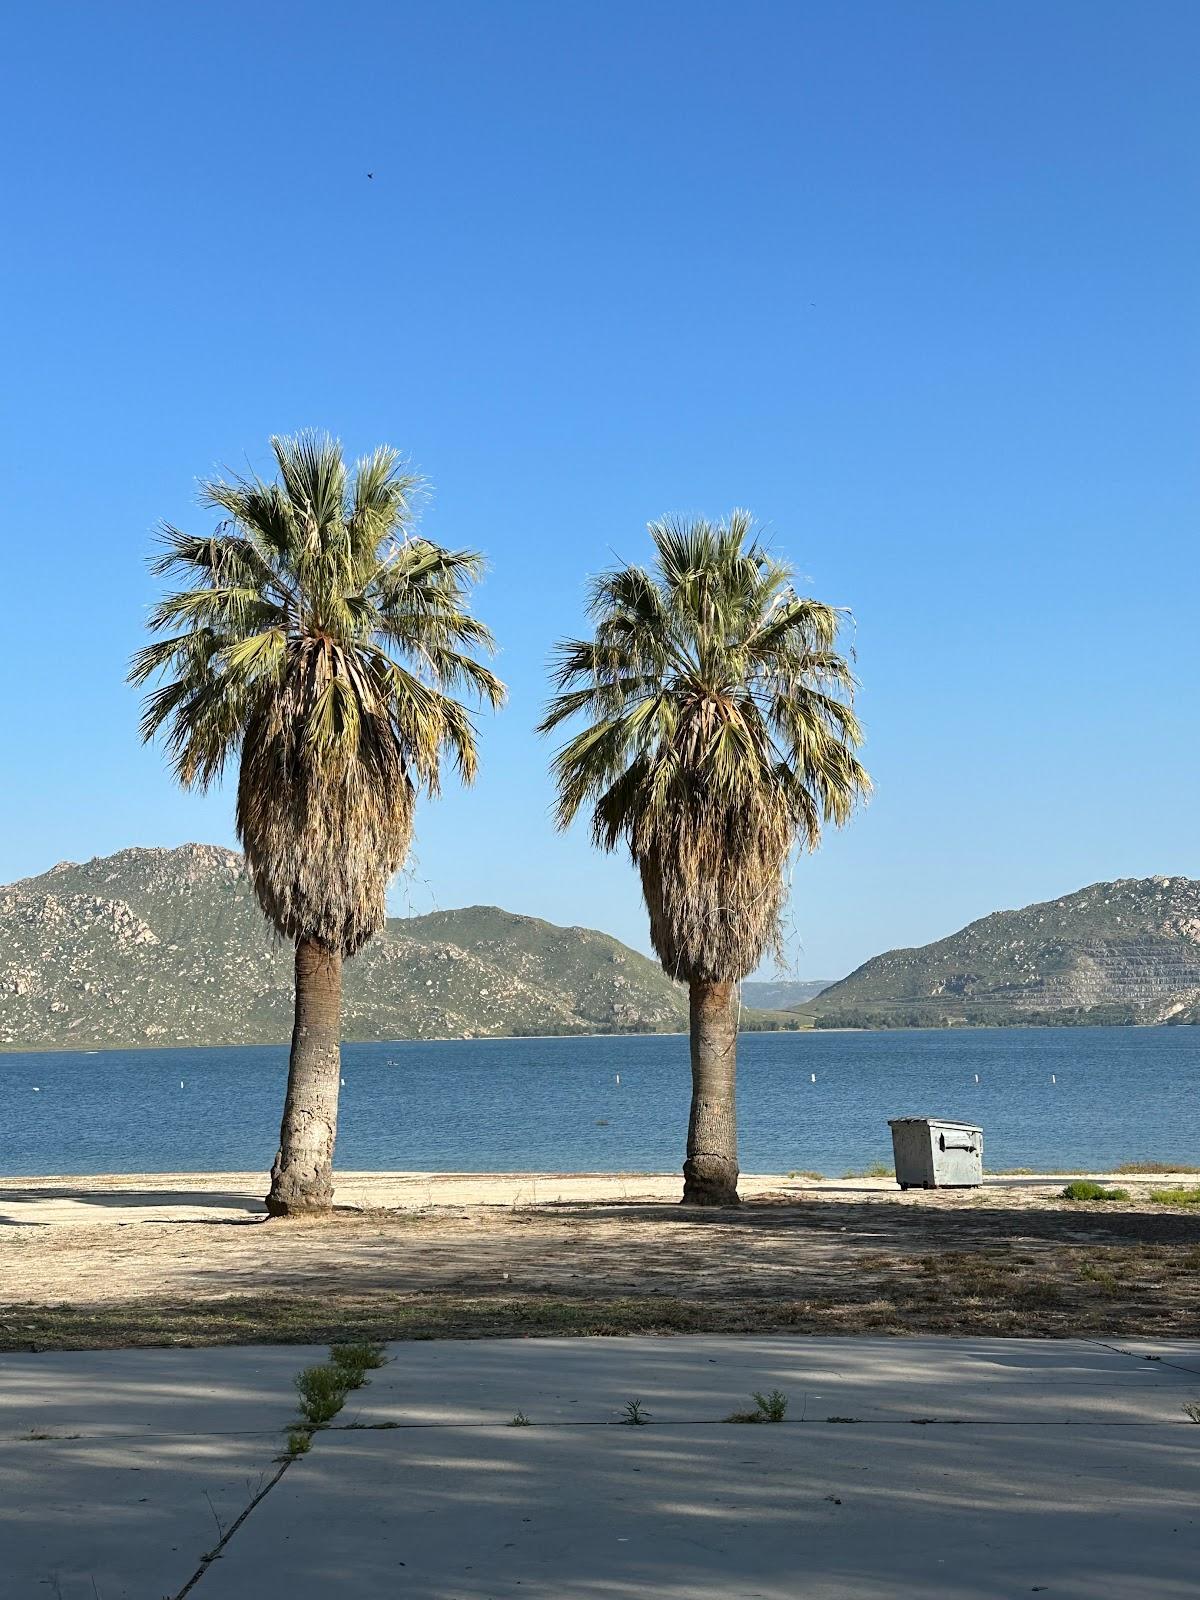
[2,1027,1198,1177]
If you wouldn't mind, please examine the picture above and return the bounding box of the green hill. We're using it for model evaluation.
[0,845,796,1050]
[804,876,1200,1028]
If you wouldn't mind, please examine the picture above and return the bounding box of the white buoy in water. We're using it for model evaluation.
[616,1073,620,1085]
[1051,1074,1056,1084]
[341,1078,346,1086]
[31,1087,40,1092]
[974,1074,979,1084]
[811,1073,816,1083]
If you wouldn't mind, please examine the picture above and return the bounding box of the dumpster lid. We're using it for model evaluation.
[888,1117,981,1130]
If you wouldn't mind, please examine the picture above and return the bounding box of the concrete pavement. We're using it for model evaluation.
[3,1336,1199,1597]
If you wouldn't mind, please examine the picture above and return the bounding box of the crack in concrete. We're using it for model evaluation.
[328,1415,1194,1430]
[1088,1336,1200,1379]
[146,1339,1200,1594]
[173,1458,293,1597]
[173,1345,392,1592]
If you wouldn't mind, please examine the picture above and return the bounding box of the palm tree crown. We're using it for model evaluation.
[131,433,505,956]
[540,511,869,981]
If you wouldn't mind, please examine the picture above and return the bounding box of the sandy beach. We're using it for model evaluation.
[3,1166,1198,1225]
[3,1169,1198,1350]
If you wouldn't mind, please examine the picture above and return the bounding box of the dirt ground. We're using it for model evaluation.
[2,1172,1199,1349]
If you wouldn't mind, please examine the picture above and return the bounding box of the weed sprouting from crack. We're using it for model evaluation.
[293,1341,389,1428]
[726,1388,789,1424]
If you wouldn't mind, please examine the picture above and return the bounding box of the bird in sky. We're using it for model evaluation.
[367,171,375,179]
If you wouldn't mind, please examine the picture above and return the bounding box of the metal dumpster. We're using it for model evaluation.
[888,1117,983,1189]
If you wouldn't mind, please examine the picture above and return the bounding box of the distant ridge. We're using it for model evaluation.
[742,978,835,1010]
[804,877,1200,1028]
[0,845,797,1050]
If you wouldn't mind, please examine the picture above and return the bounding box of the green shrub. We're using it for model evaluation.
[1149,1187,1200,1208]
[1061,1181,1130,1202]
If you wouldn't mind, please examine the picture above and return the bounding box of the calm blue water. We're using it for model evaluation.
[1,1028,1197,1177]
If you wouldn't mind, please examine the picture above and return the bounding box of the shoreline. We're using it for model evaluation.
[5,1167,1200,1229]
[0,1028,783,1056]
[4,1019,1198,1056]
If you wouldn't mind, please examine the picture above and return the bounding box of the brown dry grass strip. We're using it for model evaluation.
[5,1238,1199,1351]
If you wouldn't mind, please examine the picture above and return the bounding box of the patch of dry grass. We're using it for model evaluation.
[6,1187,1200,1352]
[1115,1161,1200,1176]
[7,1236,1199,1352]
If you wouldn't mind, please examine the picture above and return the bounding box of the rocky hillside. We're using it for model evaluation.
[0,845,794,1050]
[806,877,1200,1028]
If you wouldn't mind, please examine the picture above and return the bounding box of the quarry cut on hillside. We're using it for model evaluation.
[806,876,1200,1028]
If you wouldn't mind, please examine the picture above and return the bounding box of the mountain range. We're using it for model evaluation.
[3,848,1197,1050]
[803,876,1200,1027]
[0,845,796,1051]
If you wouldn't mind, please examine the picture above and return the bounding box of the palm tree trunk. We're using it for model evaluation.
[266,937,343,1216]
[682,978,740,1205]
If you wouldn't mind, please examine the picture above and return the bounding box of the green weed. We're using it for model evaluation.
[727,1388,789,1423]
[294,1364,351,1426]
[330,1340,387,1372]
[1078,1263,1120,1293]
[1149,1187,1200,1208]
[1061,1181,1130,1202]
[294,1340,385,1427]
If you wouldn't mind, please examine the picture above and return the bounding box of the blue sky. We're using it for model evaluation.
[1,0,1196,978]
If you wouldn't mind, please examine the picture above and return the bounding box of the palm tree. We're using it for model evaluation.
[131,433,504,1215]
[540,512,868,1206]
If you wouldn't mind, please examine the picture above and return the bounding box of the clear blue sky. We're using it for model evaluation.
[1,1,1196,979]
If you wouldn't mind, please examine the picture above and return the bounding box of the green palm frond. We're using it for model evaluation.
[540,512,869,981]
[132,431,505,954]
